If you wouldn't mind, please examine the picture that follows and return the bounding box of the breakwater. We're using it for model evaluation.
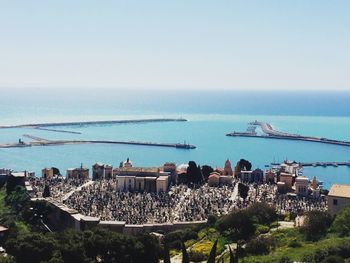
[35,127,82,134]
[0,138,196,150]
[0,118,187,129]
[227,121,350,148]
[271,161,350,167]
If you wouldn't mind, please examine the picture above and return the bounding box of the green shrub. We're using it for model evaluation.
[332,204,350,237]
[270,221,280,228]
[255,224,270,235]
[301,211,332,241]
[279,256,293,263]
[188,250,207,262]
[245,236,275,255]
[288,238,302,248]
[165,229,198,249]
[321,255,345,263]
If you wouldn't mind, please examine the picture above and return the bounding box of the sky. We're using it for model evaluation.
[0,0,349,91]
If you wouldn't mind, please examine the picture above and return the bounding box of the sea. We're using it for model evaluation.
[1,88,350,189]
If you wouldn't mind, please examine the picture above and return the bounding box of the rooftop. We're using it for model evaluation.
[296,176,309,182]
[114,167,160,173]
[11,172,26,177]
[329,184,350,198]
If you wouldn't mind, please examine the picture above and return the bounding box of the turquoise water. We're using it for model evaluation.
[0,89,350,189]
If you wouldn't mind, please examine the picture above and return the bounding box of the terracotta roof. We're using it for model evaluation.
[209,172,220,178]
[329,184,350,198]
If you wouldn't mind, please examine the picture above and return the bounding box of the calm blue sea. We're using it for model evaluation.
[0,88,350,189]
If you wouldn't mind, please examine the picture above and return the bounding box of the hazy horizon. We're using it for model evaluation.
[0,1,349,91]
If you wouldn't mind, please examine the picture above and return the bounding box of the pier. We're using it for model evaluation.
[35,127,82,134]
[0,118,187,129]
[0,137,196,150]
[271,161,350,167]
[226,121,350,148]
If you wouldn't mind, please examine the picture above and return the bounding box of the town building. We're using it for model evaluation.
[294,176,309,196]
[67,166,89,179]
[327,184,350,215]
[92,163,113,180]
[277,181,287,194]
[279,172,294,190]
[156,176,168,193]
[223,159,233,176]
[113,166,170,192]
[208,172,220,186]
[251,168,264,183]
[310,176,321,198]
[208,171,233,186]
[176,163,189,184]
[219,176,233,185]
[265,170,276,184]
[280,161,301,176]
[0,168,11,185]
[163,162,177,184]
[42,168,54,179]
[120,158,132,168]
[239,170,253,182]
[9,172,27,185]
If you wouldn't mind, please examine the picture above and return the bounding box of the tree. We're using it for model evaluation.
[201,165,214,182]
[5,232,57,263]
[301,211,332,241]
[186,161,203,185]
[238,183,249,200]
[236,159,252,171]
[5,185,30,217]
[216,209,255,240]
[246,202,277,225]
[321,255,345,263]
[43,184,51,198]
[245,236,275,255]
[52,167,61,176]
[332,204,350,236]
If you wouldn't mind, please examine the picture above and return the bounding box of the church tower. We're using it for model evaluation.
[223,159,233,176]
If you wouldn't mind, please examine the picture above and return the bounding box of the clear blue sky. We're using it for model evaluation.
[0,0,349,90]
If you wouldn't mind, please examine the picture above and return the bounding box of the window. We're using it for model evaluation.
[333,199,338,206]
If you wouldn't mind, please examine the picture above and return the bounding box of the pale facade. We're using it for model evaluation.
[327,184,350,215]
[114,166,170,192]
[67,167,89,179]
[156,176,168,192]
[219,175,233,185]
[280,173,294,189]
[92,163,113,180]
[42,168,54,179]
[295,176,309,196]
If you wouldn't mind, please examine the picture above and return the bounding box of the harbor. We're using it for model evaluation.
[227,120,350,148]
